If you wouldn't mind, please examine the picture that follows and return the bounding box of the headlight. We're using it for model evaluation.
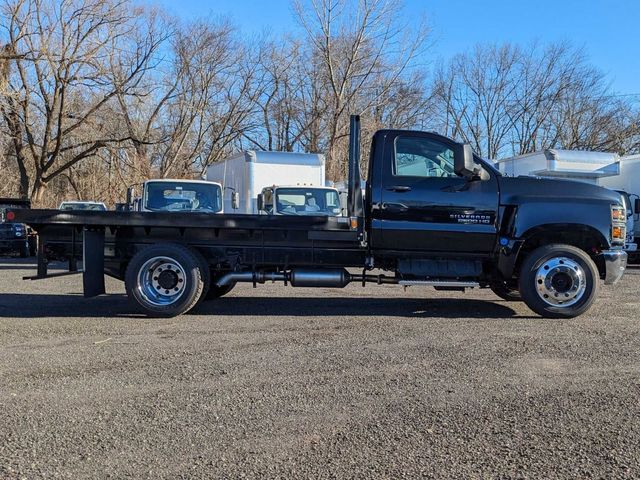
[611,205,627,244]
[611,205,626,221]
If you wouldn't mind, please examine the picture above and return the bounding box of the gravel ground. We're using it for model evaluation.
[0,257,639,479]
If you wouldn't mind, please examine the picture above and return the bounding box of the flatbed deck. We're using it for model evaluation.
[5,208,366,293]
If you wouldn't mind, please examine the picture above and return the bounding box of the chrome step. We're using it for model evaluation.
[398,280,479,288]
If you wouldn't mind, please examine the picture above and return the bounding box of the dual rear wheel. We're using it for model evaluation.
[125,244,234,317]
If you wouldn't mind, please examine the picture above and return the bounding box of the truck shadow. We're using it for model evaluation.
[200,296,522,319]
[0,293,523,319]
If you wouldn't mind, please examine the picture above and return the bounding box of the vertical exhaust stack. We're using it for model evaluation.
[347,115,364,239]
[125,186,135,212]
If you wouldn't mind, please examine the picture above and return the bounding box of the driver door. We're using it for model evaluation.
[373,131,499,254]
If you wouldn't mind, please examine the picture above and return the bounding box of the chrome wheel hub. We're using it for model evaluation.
[535,257,586,307]
[137,256,187,306]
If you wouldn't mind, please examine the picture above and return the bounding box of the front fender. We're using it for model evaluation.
[512,199,612,246]
[496,199,613,279]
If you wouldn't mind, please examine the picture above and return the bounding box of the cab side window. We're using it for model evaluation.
[394,136,456,178]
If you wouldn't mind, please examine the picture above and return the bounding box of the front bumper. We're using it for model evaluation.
[600,249,627,285]
[0,239,26,250]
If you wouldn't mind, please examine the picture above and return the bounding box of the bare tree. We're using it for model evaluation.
[2,0,639,208]
[117,17,259,180]
[432,41,640,159]
[292,0,428,179]
[433,44,521,158]
[0,0,161,203]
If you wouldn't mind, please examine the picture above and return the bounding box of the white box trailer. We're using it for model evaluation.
[598,154,640,197]
[206,151,326,214]
[495,149,620,184]
[598,154,640,237]
[495,149,637,253]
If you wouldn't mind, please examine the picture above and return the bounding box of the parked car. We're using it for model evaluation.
[0,198,37,257]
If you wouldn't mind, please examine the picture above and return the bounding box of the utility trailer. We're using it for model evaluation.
[1,117,628,319]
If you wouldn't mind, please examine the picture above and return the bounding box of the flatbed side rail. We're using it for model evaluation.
[4,209,355,232]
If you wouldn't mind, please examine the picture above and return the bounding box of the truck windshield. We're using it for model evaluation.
[59,202,107,211]
[0,202,29,210]
[145,182,222,213]
[275,188,341,216]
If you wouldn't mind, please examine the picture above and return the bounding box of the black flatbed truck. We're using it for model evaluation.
[2,116,628,318]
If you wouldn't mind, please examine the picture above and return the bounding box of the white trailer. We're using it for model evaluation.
[496,149,637,253]
[206,151,328,214]
[495,149,620,183]
[598,154,640,238]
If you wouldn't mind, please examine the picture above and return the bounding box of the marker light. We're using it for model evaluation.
[612,226,624,240]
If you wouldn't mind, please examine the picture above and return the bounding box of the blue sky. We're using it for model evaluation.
[154,0,639,95]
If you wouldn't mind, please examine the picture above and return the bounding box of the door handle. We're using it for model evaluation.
[386,185,412,192]
[381,202,409,213]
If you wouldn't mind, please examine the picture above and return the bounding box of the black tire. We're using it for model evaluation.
[519,244,599,319]
[19,242,29,258]
[205,280,236,300]
[490,280,522,302]
[189,248,212,307]
[125,243,205,317]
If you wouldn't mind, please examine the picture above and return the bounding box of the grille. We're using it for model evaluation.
[0,225,16,240]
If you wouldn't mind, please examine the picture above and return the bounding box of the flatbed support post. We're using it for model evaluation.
[83,227,105,298]
[69,226,78,272]
[37,235,47,277]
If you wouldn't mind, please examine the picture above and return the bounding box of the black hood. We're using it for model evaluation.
[497,176,623,206]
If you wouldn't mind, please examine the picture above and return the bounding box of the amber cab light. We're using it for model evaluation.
[612,226,624,240]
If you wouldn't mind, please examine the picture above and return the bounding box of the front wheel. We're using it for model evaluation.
[125,244,205,317]
[519,244,599,319]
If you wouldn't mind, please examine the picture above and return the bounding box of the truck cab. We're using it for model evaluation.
[364,128,626,317]
[135,179,223,214]
[257,185,342,216]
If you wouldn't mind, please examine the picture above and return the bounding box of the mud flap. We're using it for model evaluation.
[83,227,105,297]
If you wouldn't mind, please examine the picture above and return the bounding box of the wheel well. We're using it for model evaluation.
[515,225,608,278]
